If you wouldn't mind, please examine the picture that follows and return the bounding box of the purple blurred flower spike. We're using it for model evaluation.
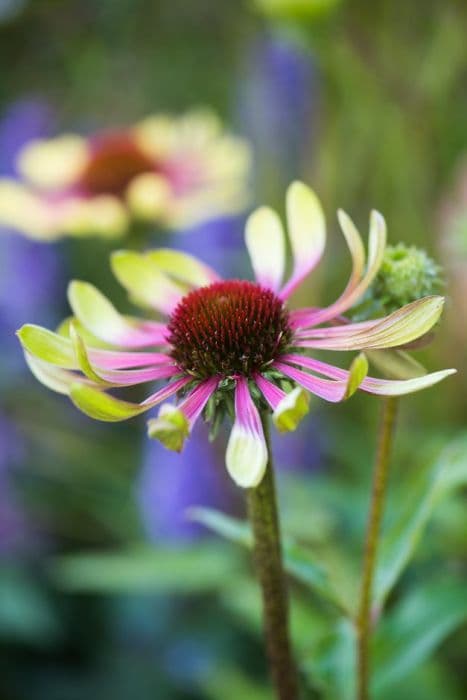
[240,34,316,190]
[271,412,325,474]
[0,98,53,176]
[173,215,246,279]
[0,99,64,382]
[138,421,241,543]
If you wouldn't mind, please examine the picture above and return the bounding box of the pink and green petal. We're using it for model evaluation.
[70,376,190,422]
[18,323,172,374]
[296,209,386,327]
[273,357,367,403]
[225,377,268,488]
[336,208,366,291]
[17,324,76,368]
[280,182,326,300]
[280,353,455,396]
[255,374,310,433]
[68,281,168,347]
[24,353,98,395]
[245,206,285,292]
[147,377,219,452]
[111,250,183,314]
[145,249,220,288]
[294,297,445,351]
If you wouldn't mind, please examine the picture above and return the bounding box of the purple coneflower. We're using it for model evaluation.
[18,182,454,487]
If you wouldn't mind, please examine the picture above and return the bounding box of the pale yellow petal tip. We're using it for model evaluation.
[273,387,310,433]
[18,135,88,190]
[287,181,321,212]
[147,404,190,453]
[225,426,268,488]
[126,173,171,221]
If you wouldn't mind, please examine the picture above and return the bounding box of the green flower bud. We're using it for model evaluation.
[354,243,443,319]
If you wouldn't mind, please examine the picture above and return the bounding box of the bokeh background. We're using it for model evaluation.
[0,1,466,698]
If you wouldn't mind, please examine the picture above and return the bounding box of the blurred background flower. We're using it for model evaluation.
[0,110,251,240]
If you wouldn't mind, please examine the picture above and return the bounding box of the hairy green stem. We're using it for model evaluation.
[246,414,298,700]
[356,397,398,700]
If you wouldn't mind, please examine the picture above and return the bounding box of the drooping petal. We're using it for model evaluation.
[69,320,179,386]
[293,318,379,337]
[18,323,172,372]
[273,356,367,403]
[254,374,310,433]
[254,373,285,410]
[295,209,386,327]
[24,353,97,395]
[68,281,168,347]
[293,296,445,351]
[336,208,366,292]
[147,377,219,452]
[279,181,326,300]
[360,370,456,396]
[17,324,76,368]
[280,353,456,396]
[69,376,190,422]
[225,377,268,488]
[146,249,220,288]
[111,250,183,314]
[245,206,285,292]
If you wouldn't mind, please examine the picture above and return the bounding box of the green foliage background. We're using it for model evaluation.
[0,1,466,698]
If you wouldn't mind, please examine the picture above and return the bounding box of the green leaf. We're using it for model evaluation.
[50,544,241,593]
[302,619,356,700]
[373,578,467,693]
[375,433,467,606]
[189,507,342,608]
[0,566,60,644]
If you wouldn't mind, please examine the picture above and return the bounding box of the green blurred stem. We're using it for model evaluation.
[357,397,398,700]
[246,414,298,700]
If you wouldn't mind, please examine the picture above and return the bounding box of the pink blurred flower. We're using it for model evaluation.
[0,110,251,240]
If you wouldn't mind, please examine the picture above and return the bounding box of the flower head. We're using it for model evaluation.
[0,110,251,240]
[18,183,455,487]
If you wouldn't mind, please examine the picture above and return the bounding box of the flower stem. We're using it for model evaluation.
[246,414,298,700]
[356,396,398,700]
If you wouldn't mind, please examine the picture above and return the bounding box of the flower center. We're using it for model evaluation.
[78,132,155,197]
[167,280,292,378]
